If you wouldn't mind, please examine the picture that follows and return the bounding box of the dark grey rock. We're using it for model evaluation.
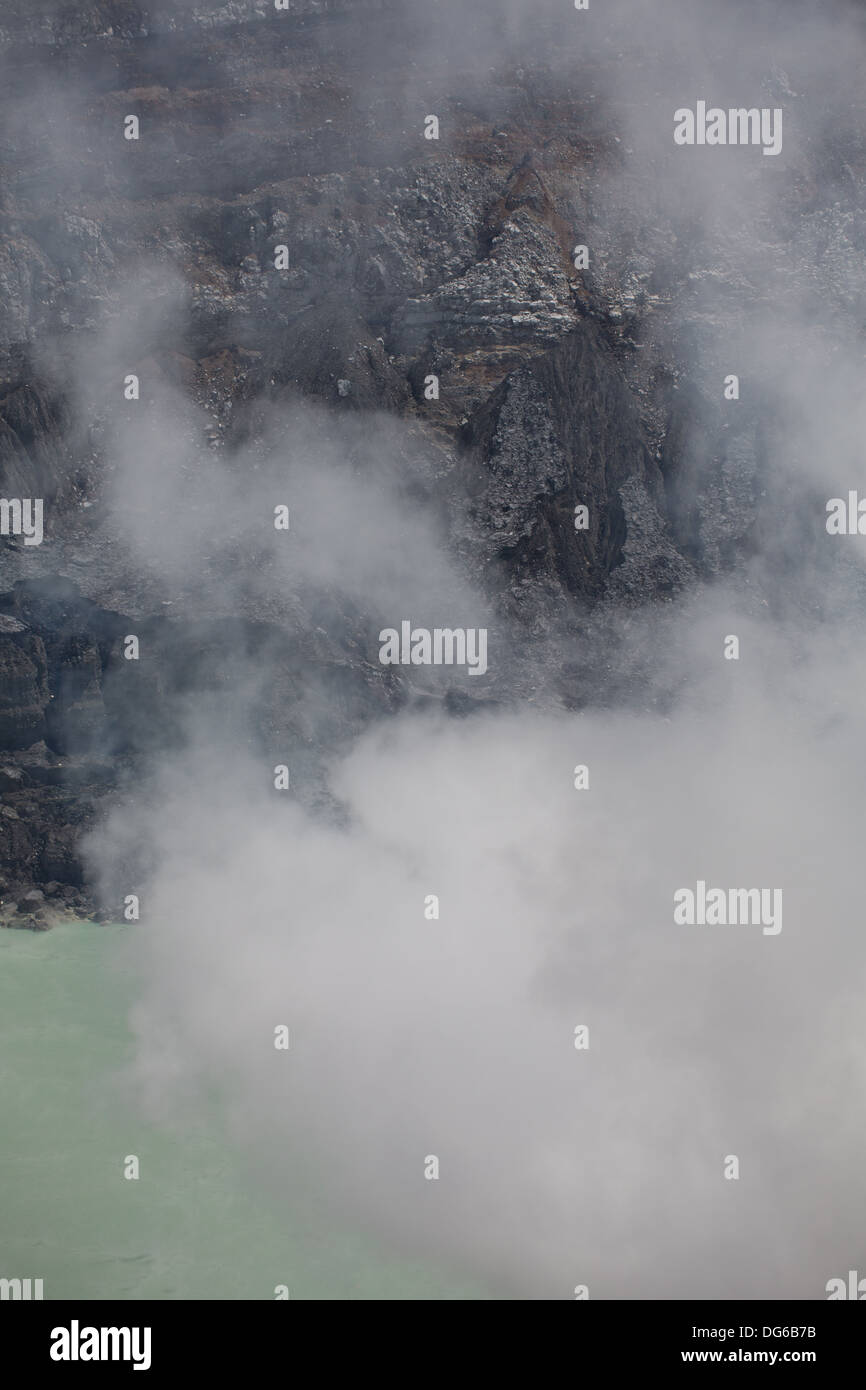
[17,888,44,912]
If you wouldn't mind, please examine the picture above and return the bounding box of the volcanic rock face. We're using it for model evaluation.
[0,0,862,910]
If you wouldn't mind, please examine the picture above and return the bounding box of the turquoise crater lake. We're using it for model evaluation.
[0,922,484,1300]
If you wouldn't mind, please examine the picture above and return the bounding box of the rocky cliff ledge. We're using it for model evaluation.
[1,0,862,918]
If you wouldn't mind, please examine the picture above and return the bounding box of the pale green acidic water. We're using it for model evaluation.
[0,922,484,1300]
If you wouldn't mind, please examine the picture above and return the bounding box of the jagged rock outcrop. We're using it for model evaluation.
[1,0,863,906]
[0,616,51,747]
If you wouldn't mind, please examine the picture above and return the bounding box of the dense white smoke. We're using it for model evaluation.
[56,0,866,1296]
[85,605,866,1298]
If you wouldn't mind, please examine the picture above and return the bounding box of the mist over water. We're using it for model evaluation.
[3,0,866,1300]
[0,923,486,1298]
[78,597,866,1300]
